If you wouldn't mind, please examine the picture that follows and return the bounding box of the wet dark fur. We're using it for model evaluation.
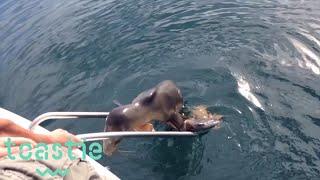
[103,80,185,155]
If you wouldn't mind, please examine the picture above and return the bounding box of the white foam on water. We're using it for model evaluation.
[235,75,264,111]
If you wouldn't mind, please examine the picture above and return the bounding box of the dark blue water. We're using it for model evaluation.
[1,0,320,179]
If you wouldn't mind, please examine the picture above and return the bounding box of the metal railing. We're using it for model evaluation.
[29,112,198,140]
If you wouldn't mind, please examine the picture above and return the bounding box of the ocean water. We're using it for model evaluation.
[0,0,320,179]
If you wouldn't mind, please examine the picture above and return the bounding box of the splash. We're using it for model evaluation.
[235,75,264,110]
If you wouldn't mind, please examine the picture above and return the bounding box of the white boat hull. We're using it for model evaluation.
[0,107,120,180]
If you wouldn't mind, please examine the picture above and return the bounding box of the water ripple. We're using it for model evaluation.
[1,0,320,179]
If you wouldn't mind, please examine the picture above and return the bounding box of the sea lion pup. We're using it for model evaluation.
[103,80,186,155]
[103,80,223,155]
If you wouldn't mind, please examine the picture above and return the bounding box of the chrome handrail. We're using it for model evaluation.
[29,112,109,130]
[77,131,197,141]
[29,112,201,139]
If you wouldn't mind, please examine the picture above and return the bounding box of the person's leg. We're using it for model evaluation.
[0,144,106,180]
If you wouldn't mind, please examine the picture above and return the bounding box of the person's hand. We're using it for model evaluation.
[0,137,37,157]
[48,129,81,145]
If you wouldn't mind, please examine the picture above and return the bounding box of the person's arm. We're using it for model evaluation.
[0,118,80,144]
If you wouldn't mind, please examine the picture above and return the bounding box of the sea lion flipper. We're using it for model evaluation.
[134,123,155,131]
[167,113,185,130]
[140,123,155,131]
